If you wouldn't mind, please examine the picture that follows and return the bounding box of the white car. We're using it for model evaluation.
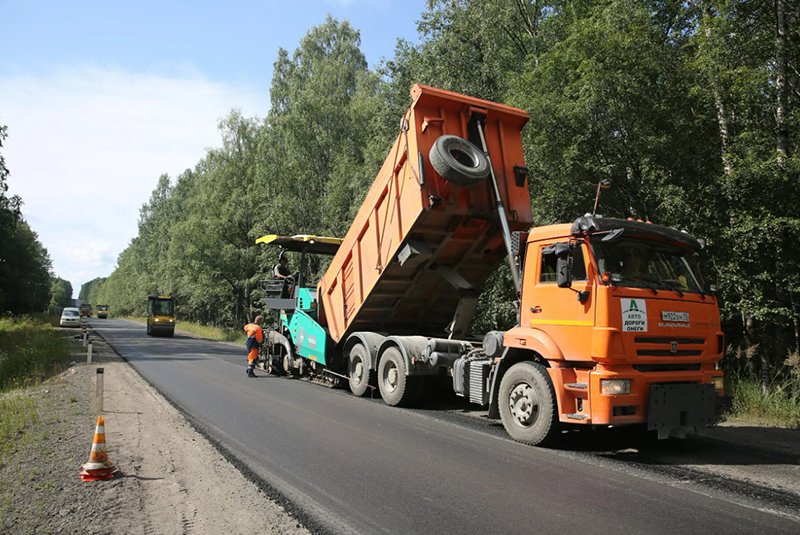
[60,307,81,328]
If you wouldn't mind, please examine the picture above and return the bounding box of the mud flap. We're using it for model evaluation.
[648,383,717,440]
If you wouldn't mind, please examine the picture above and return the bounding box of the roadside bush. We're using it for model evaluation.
[727,374,800,428]
[0,316,73,391]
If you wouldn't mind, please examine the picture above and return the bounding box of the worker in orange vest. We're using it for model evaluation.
[244,315,264,377]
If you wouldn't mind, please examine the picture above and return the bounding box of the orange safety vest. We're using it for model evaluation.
[244,323,264,343]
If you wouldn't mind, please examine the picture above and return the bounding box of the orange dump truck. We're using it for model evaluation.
[258,85,725,445]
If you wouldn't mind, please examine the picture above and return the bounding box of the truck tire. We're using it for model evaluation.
[429,135,490,188]
[348,344,375,397]
[378,346,419,407]
[498,362,560,446]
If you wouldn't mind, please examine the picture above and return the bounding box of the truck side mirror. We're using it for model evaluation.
[554,242,572,288]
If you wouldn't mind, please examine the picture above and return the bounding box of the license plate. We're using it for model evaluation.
[661,311,689,322]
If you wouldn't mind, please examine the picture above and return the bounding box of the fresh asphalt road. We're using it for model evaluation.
[90,318,797,534]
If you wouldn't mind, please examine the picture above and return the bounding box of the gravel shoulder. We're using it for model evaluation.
[0,325,309,535]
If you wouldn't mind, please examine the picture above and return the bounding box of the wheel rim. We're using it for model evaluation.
[449,144,478,168]
[351,358,364,384]
[508,381,539,428]
[383,360,399,393]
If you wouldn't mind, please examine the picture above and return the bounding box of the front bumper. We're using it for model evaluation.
[567,366,724,433]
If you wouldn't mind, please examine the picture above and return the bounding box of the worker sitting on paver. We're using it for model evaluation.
[244,316,264,378]
[273,254,294,298]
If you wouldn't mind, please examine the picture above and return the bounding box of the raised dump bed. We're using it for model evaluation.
[318,84,531,342]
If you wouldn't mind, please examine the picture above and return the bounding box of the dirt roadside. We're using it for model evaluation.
[0,326,310,535]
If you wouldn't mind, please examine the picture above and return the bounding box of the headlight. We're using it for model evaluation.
[601,379,631,395]
[711,376,724,391]
[154,318,159,322]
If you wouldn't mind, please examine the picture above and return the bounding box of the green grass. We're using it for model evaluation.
[0,393,38,463]
[727,377,800,428]
[121,316,246,344]
[0,316,75,392]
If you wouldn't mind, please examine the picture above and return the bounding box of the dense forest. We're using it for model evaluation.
[0,124,58,315]
[76,1,797,389]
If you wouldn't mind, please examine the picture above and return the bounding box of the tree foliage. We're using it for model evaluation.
[83,5,799,389]
[48,278,74,315]
[0,124,53,314]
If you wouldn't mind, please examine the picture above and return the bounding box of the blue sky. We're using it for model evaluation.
[0,0,426,298]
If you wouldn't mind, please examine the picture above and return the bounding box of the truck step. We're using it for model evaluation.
[564,383,588,390]
[565,413,590,420]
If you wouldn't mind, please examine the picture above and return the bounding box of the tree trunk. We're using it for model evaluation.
[741,309,758,379]
[698,2,734,175]
[792,292,800,356]
[775,0,789,161]
[244,285,252,324]
[514,0,541,67]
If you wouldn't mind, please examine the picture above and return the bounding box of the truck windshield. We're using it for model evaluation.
[591,237,706,294]
[153,300,173,316]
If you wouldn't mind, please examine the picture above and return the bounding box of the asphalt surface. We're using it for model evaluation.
[89,318,799,534]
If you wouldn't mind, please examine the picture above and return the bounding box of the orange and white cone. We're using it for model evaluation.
[79,415,117,481]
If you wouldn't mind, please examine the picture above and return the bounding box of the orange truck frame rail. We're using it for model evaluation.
[257,84,725,446]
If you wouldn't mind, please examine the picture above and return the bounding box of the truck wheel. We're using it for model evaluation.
[378,347,419,407]
[348,344,375,397]
[499,362,559,446]
[429,135,490,188]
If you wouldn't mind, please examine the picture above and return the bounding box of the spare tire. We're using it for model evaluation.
[429,135,490,188]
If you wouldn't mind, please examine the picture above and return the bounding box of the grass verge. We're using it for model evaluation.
[0,394,38,464]
[121,317,246,344]
[0,316,75,392]
[727,377,800,428]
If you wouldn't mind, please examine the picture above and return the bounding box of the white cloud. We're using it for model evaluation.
[0,64,265,296]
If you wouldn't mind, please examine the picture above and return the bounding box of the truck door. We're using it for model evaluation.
[521,240,595,360]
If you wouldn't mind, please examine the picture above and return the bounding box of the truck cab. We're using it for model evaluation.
[96,304,109,319]
[501,216,724,441]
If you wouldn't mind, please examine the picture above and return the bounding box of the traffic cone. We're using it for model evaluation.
[79,415,117,481]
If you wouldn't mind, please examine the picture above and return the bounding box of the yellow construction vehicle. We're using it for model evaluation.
[146,295,175,337]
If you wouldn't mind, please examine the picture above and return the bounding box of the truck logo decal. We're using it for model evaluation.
[621,299,648,332]
[671,341,678,353]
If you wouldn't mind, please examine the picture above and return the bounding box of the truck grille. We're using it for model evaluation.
[634,337,704,357]
[634,363,701,372]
